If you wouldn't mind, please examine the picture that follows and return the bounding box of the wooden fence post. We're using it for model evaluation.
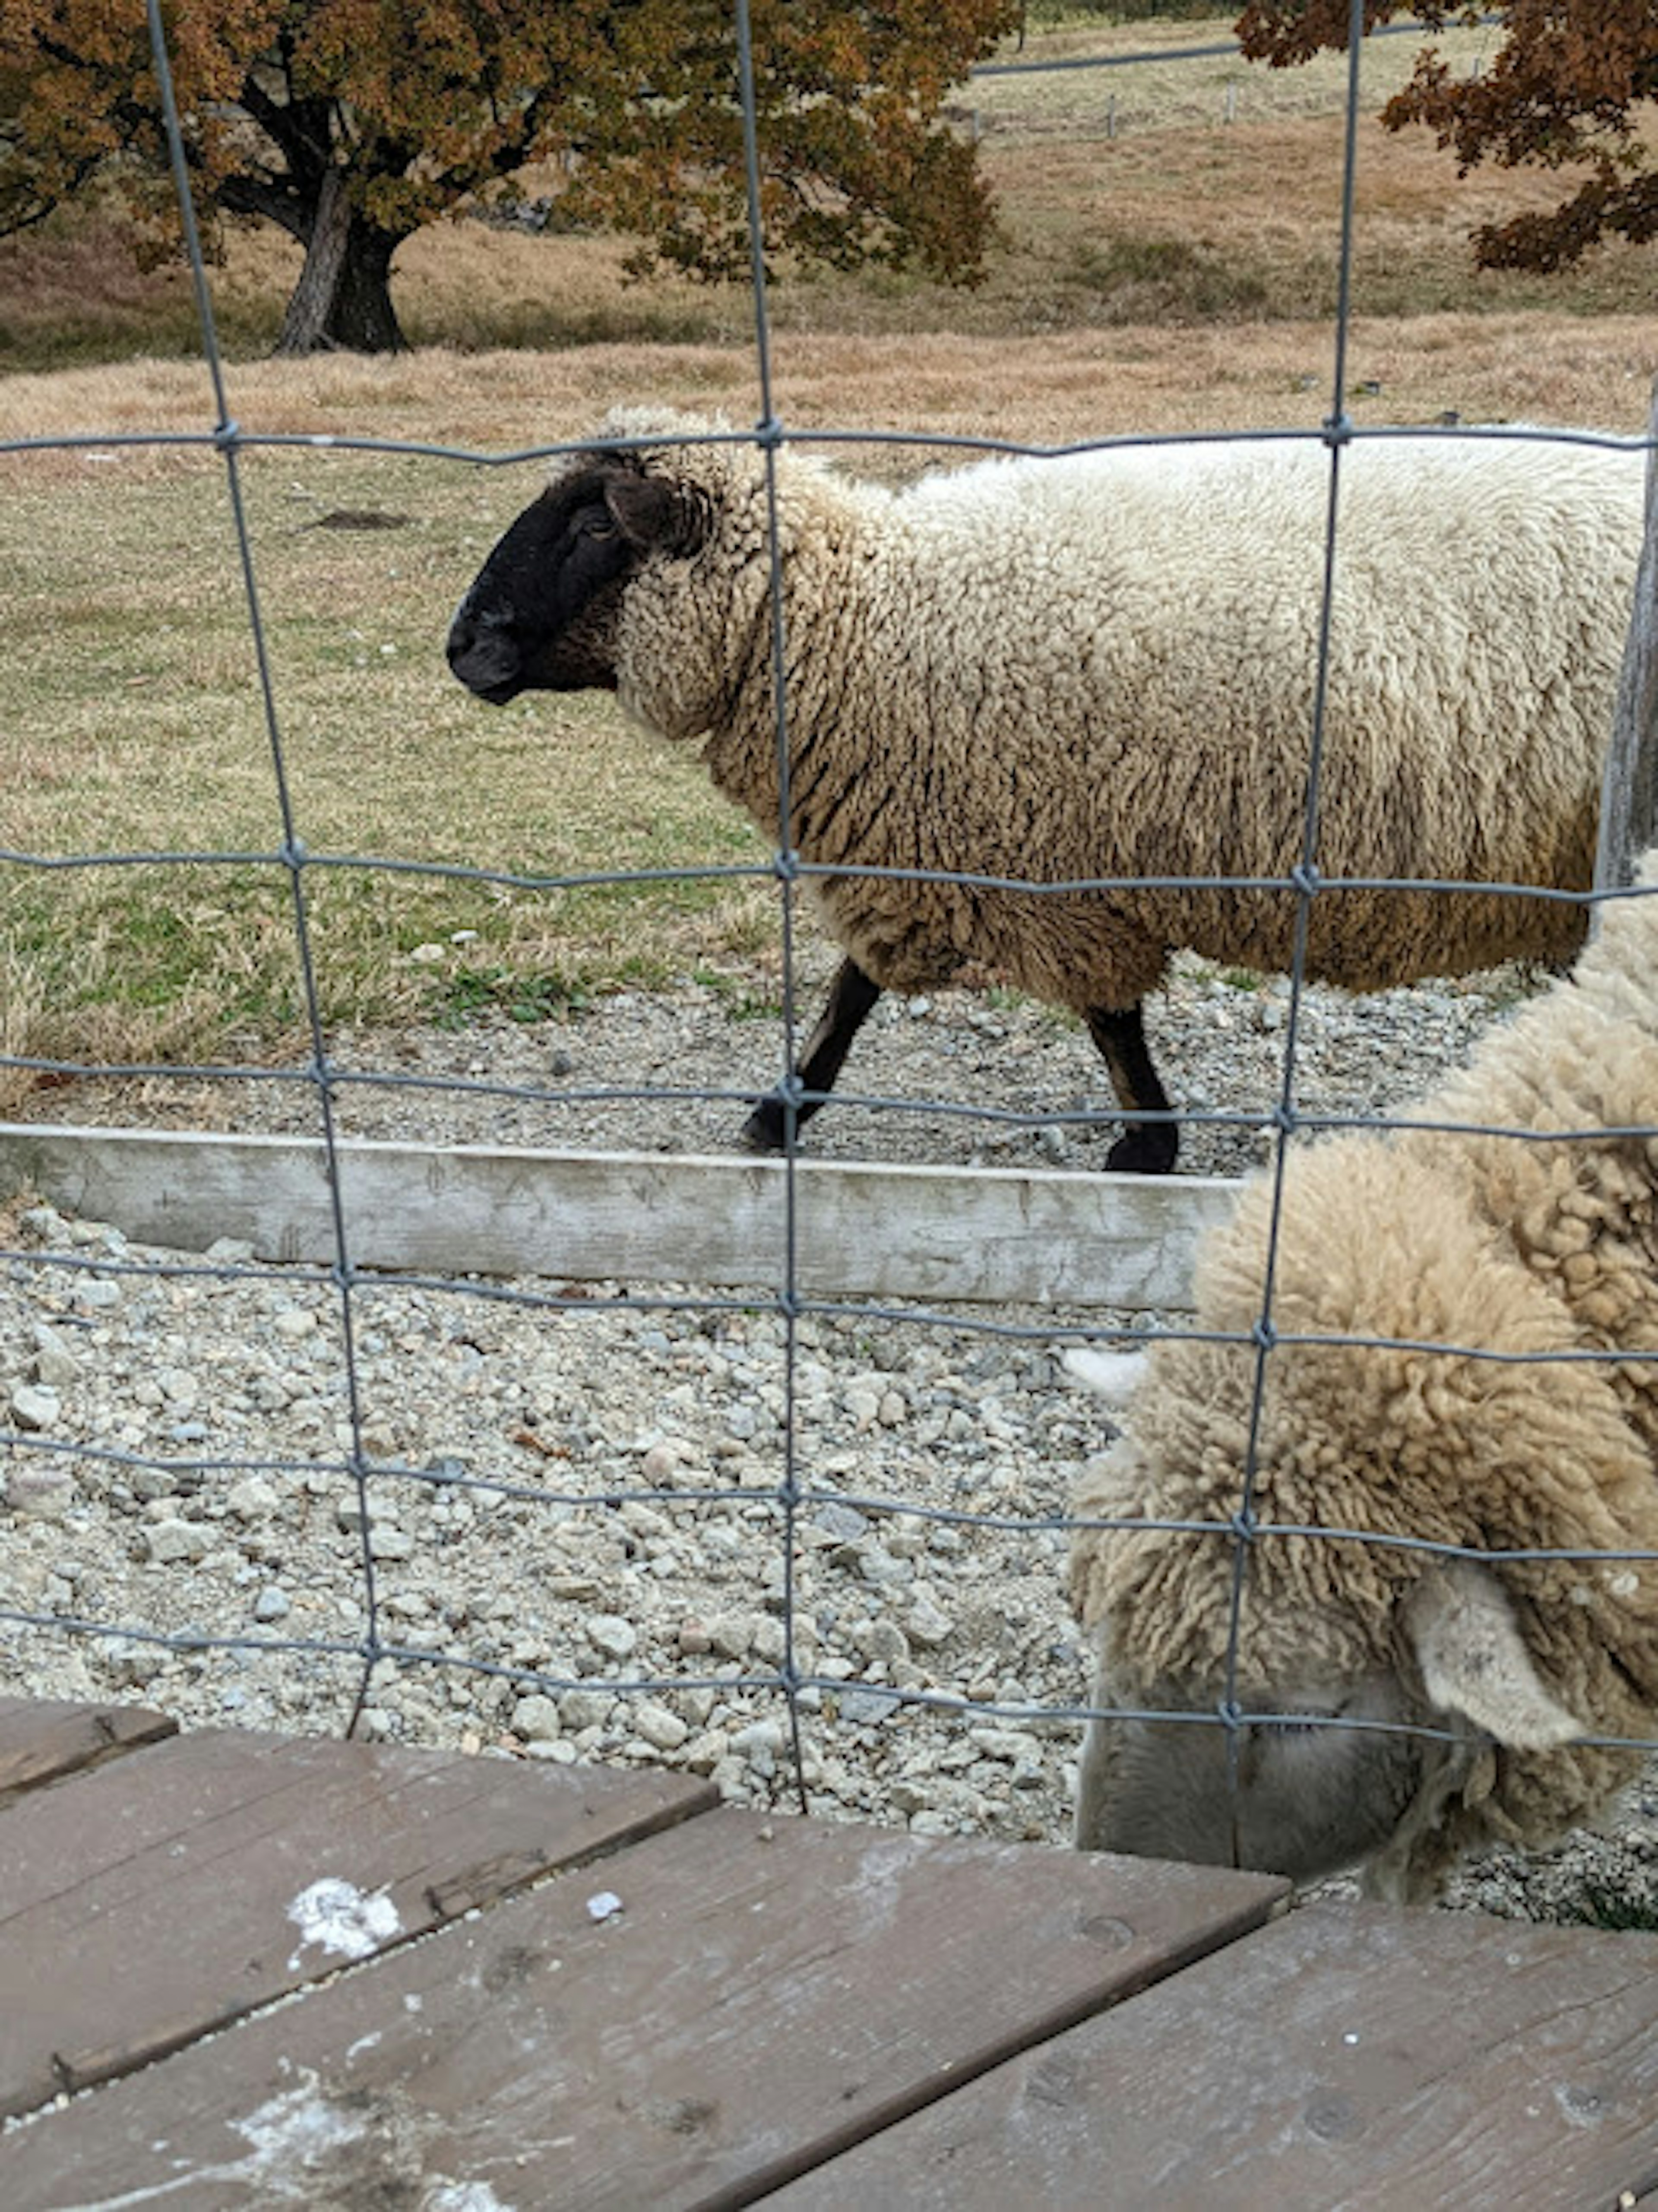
[1593,382,1658,913]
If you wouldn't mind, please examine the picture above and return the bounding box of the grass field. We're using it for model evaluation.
[2,12,1655,1101]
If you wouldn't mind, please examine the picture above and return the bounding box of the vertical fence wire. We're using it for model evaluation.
[142,0,386,1729]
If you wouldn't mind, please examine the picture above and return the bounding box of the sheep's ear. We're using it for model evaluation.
[1063,1347,1150,1406]
[1404,1561,1583,1749]
[603,471,706,555]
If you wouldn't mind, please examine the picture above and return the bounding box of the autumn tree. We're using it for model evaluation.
[0,1,1019,355]
[1235,1,1658,272]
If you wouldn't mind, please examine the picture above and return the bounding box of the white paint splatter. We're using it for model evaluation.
[55,2074,371,2208]
[286,1876,402,1969]
[232,2080,371,2169]
[585,1890,624,1923]
[429,2187,517,2212]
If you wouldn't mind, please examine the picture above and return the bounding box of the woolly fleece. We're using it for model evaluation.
[593,410,1642,1013]
[1069,862,1658,1888]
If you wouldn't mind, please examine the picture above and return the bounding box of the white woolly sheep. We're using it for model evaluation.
[447,410,1642,1172]
[1065,857,1658,1902]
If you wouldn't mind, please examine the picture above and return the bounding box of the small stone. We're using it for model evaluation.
[730,1718,785,1756]
[587,1614,638,1661]
[512,1694,562,1743]
[9,1385,60,1433]
[226,1477,280,1521]
[707,1614,758,1661]
[750,1616,788,1667]
[813,1503,869,1544]
[633,1702,690,1751]
[143,1518,209,1564]
[855,1544,911,1587]
[641,1440,692,1484]
[680,1731,728,1774]
[101,1636,163,1687]
[560,1688,613,1731]
[273,1307,316,1341]
[856,1617,911,1666]
[845,1389,880,1433]
[838,1687,902,1725]
[335,1496,397,1532]
[888,1779,937,1817]
[253,1586,291,1623]
[30,1328,81,1389]
[204,1237,257,1265]
[6,1464,74,1519]
[525,1740,579,1765]
[905,1595,955,1649]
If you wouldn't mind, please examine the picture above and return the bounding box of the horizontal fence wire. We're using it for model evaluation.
[1,0,1655,1892]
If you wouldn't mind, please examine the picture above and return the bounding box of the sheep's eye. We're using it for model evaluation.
[581,514,618,541]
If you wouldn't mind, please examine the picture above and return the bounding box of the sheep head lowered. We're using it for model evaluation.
[1066,1343,1598,1901]
[1062,1107,1658,1901]
[447,450,708,703]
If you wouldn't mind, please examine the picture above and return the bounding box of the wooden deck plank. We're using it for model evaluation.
[0,1724,715,2121]
[0,1807,1287,2210]
[0,1695,175,1807]
[765,1901,1658,2212]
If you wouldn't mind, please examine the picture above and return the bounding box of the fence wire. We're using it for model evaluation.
[2,0,1657,1888]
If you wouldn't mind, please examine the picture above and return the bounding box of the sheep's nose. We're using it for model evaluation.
[446,608,522,701]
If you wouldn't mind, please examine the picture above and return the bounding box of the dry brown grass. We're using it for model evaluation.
[4,312,1654,465]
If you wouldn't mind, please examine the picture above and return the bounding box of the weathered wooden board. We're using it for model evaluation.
[767,1901,1658,2212]
[0,1807,1287,2209]
[0,1695,175,1806]
[0,1123,1237,1309]
[0,1724,715,2120]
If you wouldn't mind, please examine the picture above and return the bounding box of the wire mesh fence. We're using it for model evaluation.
[2,0,1657,1905]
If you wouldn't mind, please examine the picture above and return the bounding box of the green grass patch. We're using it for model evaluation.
[0,448,779,1088]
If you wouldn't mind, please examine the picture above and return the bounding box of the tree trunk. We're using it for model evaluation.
[275,168,408,355]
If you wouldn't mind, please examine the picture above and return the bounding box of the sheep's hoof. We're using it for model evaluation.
[1105,1126,1178,1176]
[738,1097,788,1154]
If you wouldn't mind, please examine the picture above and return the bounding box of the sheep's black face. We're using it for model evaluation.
[447,467,642,703]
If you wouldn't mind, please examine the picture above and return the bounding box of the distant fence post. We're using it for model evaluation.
[1594,382,1658,911]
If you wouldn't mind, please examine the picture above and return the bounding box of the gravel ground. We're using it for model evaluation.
[17,943,1535,1171]
[6,950,1658,1928]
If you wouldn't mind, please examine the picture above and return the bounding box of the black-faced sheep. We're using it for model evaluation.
[447,411,1642,1173]
[1065,858,1658,1902]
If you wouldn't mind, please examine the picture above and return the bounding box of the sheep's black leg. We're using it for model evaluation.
[740,957,884,1153]
[1084,1002,1179,1175]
